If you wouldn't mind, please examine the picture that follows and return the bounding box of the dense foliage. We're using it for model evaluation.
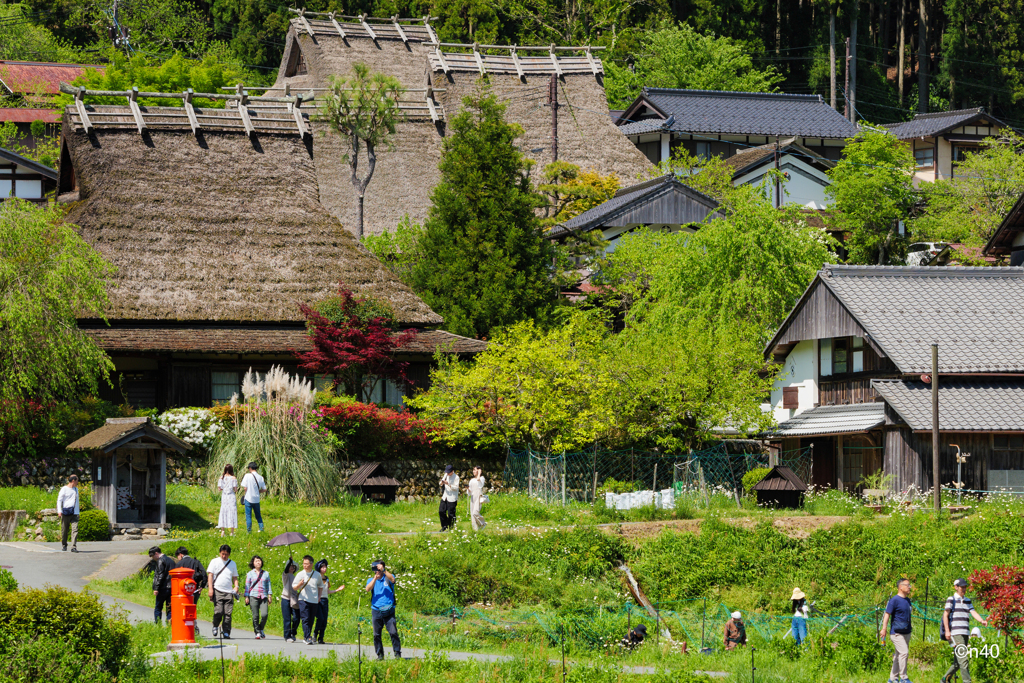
[0,201,115,447]
[317,399,441,461]
[77,508,111,541]
[411,89,555,339]
[971,565,1024,650]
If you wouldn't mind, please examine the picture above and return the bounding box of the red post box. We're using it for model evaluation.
[169,566,198,648]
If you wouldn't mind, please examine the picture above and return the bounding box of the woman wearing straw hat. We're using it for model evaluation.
[791,588,810,645]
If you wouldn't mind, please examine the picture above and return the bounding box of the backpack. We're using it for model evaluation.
[193,561,208,589]
[941,595,961,641]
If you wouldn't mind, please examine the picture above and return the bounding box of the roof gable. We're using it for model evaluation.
[724,138,834,177]
[345,461,399,487]
[548,175,721,237]
[752,465,807,491]
[618,88,858,139]
[984,191,1024,256]
[0,146,57,178]
[66,417,191,453]
[770,265,1024,373]
[883,108,1013,140]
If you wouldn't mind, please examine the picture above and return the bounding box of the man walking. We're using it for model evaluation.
[365,560,401,660]
[149,546,176,624]
[880,578,914,683]
[56,475,80,553]
[292,555,323,645]
[942,578,988,683]
[206,544,239,639]
[438,465,459,531]
[239,462,267,533]
[175,546,206,634]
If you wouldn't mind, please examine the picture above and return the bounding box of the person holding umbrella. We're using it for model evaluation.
[281,558,301,643]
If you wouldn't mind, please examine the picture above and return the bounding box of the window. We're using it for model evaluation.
[952,145,978,164]
[819,338,832,377]
[994,435,1024,450]
[852,337,864,373]
[211,371,241,404]
[914,147,934,168]
[833,338,848,374]
[782,386,799,409]
[695,142,712,160]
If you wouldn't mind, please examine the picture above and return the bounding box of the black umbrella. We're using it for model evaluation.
[265,531,309,548]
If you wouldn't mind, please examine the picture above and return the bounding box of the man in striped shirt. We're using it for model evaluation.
[942,578,988,683]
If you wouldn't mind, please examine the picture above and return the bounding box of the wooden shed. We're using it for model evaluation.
[66,417,191,530]
[345,462,400,504]
[752,466,808,508]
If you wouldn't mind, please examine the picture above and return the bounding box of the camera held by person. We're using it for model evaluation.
[621,623,647,650]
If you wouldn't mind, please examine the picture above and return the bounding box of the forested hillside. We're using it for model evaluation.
[4,0,1022,126]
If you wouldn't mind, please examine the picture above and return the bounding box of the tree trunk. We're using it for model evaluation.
[918,0,928,113]
[849,13,858,121]
[349,136,378,239]
[830,11,837,110]
[898,0,905,106]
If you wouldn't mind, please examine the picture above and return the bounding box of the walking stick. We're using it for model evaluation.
[561,623,566,683]
[357,595,363,683]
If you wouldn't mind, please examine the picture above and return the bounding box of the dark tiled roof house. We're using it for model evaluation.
[763,265,1024,494]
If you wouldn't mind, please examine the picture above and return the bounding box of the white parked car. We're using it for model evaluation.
[906,242,948,266]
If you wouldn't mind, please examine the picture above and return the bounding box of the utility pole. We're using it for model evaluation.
[918,0,928,113]
[897,0,906,106]
[549,74,559,162]
[844,37,851,120]
[849,12,858,122]
[829,11,837,110]
[774,136,781,208]
[931,343,941,511]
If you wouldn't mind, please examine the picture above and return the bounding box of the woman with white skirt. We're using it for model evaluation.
[218,464,239,536]
[468,466,487,531]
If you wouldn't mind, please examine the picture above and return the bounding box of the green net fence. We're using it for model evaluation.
[503,445,813,505]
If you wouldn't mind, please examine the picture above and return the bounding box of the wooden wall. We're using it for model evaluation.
[884,429,999,493]
[770,281,880,358]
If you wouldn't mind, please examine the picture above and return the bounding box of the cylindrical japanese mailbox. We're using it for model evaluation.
[169,566,198,647]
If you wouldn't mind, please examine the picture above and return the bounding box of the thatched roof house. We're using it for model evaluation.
[57,85,483,409]
[270,12,653,237]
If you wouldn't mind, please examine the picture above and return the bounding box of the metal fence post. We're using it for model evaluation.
[591,445,598,504]
[528,451,533,498]
[562,455,567,507]
[922,578,928,642]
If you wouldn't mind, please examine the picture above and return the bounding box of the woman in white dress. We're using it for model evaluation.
[217,464,239,536]
[468,466,487,531]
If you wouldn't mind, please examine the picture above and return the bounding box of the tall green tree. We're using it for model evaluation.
[410,87,555,338]
[605,23,783,108]
[912,131,1024,248]
[826,127,916,265]
[320,63,403,238]
[0,3,81,63]
[0,200,115,437]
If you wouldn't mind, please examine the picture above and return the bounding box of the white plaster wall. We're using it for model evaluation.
[770,339,818,423]
[733,155,831,209]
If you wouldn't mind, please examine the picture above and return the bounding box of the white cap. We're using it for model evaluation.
[971,627,983,639]
[731,611,742,619]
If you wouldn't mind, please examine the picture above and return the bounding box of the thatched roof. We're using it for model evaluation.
[81,325,486,355]
[66,417,191,453]
[268,17,653,237]
[60,120,442,325]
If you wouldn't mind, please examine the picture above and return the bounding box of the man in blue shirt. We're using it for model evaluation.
[879,578,914,683]
[365,560,401,660]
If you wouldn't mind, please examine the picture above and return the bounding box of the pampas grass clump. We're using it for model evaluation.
[208,366,339,505]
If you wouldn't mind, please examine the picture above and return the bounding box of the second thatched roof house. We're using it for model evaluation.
[57,86,483,410]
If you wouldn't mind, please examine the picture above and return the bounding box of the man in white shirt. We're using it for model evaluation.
[206,544,240,638]
[438,465,459,531]
[291,555,324,645]
[56,475,81,552]
[240,462,267,533]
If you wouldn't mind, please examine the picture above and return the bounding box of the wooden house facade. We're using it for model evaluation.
[765,265,1024,494]
[0,146,56,201]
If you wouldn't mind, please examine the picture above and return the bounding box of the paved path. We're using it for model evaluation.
[0,539,728,678]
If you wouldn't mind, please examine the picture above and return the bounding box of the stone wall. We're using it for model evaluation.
[1,454,510,501]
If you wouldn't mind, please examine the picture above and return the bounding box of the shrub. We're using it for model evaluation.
[742,467,771,494]
[0,568,16,592]
[78,508,111,541]
[316,400,441,460]
[0,586,133,675]
[156,407,223,451]
[0,637,112,683]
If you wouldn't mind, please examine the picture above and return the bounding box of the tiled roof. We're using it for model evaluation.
[346,462,399,487]
[81,326,486,355]
[0,146,57,178]
[984,191,1024,256]
[882,108,1009,139]
[0,108,60,123]
[0,61,103,95]
[768,402,885,437]
[548,174,720,237]
[872,378,1024,431]
[723,137,834,175]
[618,118,670,136]
[620,88,859,139]
[819,265,1024,373]
[752,466,807,491]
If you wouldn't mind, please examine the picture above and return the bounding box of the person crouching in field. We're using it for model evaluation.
[724,611,747,650]
[621,623,647,650]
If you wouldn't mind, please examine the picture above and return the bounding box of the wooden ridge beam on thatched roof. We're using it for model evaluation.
[60,83,313,138]
[427,44,605,77]
[286,8,437,43]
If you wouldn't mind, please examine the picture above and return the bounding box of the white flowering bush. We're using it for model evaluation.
[156,407,223,450]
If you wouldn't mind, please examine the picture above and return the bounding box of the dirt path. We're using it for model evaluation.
[600,515,853,544]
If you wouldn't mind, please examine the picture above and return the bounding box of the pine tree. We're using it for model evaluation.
[411,88,554,339]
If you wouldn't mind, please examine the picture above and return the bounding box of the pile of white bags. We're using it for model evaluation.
[604,488,676,511]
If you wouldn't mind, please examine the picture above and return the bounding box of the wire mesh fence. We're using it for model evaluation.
[503,444,813,505]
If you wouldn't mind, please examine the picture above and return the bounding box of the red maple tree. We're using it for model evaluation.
[296,287,417,402]
[970,566,1024,651]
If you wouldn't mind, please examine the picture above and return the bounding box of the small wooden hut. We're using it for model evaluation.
[752,466,808,508]
[345,462,400,504]
[66,417,191,530]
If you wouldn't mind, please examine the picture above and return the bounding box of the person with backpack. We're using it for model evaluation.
[239,462,267,533]
[207,544,240,639]
[175,547,206,635]
[941,578,989,683]
[880,578,914,683]
[292,555,324,645]
[244,555,273,639]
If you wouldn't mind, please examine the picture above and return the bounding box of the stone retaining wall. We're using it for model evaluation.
[2,454,510,501]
